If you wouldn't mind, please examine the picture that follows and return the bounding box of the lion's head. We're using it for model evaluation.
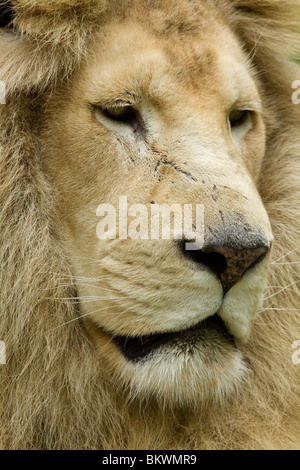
[0,0,299,450]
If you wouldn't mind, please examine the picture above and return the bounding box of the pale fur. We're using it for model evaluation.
[0,0,299,450]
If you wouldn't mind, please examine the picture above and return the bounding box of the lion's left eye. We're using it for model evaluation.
[102,105,137,123]
[229,110,251,128]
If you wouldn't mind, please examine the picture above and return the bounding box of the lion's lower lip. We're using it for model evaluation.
[112,314,235,362]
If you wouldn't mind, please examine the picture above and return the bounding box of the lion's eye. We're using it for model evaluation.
[102,105,137,123]
[229,110,251,128]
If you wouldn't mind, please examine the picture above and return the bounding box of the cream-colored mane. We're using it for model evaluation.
[0,0,299,449]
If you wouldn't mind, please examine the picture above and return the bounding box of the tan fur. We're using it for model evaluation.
[0,0,299,450]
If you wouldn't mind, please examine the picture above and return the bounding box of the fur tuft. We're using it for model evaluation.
[0,0,108,94]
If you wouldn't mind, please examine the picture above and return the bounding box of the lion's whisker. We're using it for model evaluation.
[49,271,111,282]
[48,295,124,302]
[263,279,300,301]
[258,308,300,312]
[271,262,300,265]
[264,286,285,289]
[271,248,300,264]
[46,304,120,333]
[47,303,134,334]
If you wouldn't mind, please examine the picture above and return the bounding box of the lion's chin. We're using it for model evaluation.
[88,315,249,406]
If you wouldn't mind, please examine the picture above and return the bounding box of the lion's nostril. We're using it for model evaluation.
[181,247,227,278]
[181,242,269,294]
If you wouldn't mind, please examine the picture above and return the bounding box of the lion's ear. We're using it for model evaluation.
[0,0,108,94]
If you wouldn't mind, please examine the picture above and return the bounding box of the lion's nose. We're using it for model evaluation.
[182,242,269,294]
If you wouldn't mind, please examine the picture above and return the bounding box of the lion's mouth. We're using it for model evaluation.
[112,314,235,362]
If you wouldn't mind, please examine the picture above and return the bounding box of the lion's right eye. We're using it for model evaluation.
[229,110,251,128]
[94,104,146,136]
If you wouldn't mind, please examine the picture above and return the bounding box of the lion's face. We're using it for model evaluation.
[42,12,273,405]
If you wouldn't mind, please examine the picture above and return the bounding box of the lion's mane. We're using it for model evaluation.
[0,0,299,450]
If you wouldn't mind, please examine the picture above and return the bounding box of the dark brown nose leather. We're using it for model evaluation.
[202,245,269,293]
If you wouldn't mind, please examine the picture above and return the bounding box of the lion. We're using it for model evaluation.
[0,0,299,450]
